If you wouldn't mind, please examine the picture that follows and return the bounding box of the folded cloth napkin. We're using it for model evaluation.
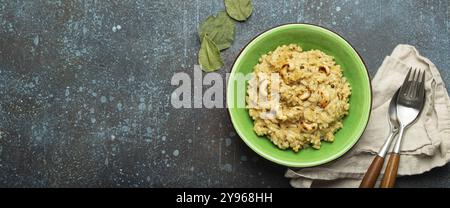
[285,44,450,188]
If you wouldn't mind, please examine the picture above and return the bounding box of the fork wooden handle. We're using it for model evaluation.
[360,156,385,188]
[380,153,400,188]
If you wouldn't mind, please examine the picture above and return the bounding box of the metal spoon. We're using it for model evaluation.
[359,89,400,188]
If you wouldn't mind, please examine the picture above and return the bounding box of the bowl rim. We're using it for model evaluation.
[226,23,373,167]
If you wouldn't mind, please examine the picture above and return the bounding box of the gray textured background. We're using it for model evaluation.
[0,0,449,187]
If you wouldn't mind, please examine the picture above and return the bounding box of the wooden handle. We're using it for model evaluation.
[380,153,400,188]
[359,155,385,188]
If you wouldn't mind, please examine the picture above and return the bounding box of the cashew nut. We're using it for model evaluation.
[318,66,330,75]
[319,91,329,108]
[300,121,318,133]
[299,89,311,101]
[279,64,289,83]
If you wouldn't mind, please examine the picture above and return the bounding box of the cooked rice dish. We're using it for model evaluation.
[246,44,351,152]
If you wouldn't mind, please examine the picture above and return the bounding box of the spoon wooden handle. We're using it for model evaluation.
[380,153,400,188]
[360,155,384,188]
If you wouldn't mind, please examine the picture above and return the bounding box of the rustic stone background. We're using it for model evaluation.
[0,0,449,187]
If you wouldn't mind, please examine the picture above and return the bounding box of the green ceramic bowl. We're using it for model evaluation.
[227,24,372,167]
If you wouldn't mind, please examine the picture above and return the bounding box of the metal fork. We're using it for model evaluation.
[380,68,426,188]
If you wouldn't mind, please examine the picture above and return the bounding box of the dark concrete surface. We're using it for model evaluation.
[0,0,449,187]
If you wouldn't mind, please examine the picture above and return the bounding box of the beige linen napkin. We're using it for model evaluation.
[285,44,450,188]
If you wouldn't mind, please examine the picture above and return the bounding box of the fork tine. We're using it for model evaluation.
[421,69,426,83]
[410,68,417,81]
[413,69,422,98]
[419,70,426,98]
[404,67,412,82]
[400,68,412,95]
[407,68,417,97]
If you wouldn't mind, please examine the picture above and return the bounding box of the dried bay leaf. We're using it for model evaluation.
[198,35,223,72]
[224,0,253,21]
[199,11,236,51]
